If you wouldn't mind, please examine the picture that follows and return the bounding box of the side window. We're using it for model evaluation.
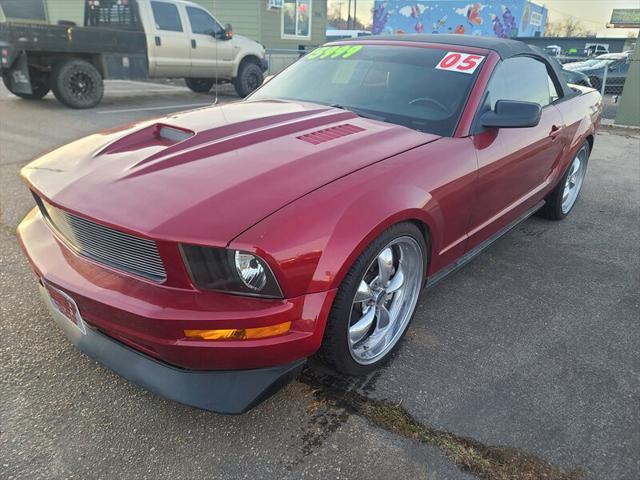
[151,1,183,32]
[487,57,557,108]
[186,6,222,36]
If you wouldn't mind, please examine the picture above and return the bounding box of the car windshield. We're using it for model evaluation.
[249,44,483,136]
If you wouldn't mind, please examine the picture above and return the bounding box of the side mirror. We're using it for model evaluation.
[480,100,542,129]
[224,23,233,40]
[213,24,233,40]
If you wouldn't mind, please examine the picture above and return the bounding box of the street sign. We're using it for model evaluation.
[609,9,640,28]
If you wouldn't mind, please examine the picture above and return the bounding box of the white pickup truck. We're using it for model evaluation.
[0,0,268,108]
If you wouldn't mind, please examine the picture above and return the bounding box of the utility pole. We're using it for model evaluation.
[347,0,352,29]
[353,0,357,29]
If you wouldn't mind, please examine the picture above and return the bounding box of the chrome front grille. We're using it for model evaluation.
[34,195,167,282]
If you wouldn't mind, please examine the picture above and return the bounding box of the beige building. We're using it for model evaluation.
[0,0,327,54]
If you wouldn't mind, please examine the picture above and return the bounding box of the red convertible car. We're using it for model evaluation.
[18,35,602,413]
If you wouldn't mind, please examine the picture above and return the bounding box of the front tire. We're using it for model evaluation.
[316,222,427,376]
[540,141,590,220]
[51,59,103,109]
[233,61,263,97]
[185,78,214,93]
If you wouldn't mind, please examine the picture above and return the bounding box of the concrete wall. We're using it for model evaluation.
[615,38,640,126]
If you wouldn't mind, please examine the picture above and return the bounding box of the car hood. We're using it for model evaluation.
[565,61,608,71]
[23,100,439,245]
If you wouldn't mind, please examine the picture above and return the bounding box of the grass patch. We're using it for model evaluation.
[299,366,585,480]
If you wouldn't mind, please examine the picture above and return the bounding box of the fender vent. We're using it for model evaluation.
[297,124,364,145]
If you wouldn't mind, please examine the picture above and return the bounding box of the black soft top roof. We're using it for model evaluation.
[361,34,536,59]
[355,34,574,98]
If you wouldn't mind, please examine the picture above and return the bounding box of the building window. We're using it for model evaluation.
[282,0,311,39]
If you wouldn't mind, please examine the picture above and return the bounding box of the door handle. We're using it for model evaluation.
[155,36,161,47]
[191,39,197,49]
[549,125,561,138]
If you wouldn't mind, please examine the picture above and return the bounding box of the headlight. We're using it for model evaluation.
[181,245,283,298]
[234,251,267,291]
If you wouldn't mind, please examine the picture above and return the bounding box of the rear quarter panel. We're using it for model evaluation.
[555,88,602,159]
[230,137,479,298]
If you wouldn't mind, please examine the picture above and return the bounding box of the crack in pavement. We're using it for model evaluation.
[293,363,586,480]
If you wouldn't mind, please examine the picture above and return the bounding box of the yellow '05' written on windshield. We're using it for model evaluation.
[306,45,364,60]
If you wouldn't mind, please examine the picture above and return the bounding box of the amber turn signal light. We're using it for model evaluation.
[184,321,291,341]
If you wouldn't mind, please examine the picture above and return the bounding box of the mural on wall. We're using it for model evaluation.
[372,1,547,38]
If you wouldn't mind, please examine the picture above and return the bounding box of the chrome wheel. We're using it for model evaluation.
[347,236,424,365]
[562,147,588,214]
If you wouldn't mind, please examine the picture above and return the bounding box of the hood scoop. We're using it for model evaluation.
[96,123,194,156]
[297,124,364,145]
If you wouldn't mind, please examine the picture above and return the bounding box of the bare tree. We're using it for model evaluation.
[545,17,588,37]
[327,3,367,30]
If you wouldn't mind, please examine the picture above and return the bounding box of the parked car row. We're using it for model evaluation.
[544,43,610,57]
[563,52,632,92]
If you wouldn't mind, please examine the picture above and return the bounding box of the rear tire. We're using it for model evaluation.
[51,59,103,109]
[539,141,590,220]
[316,222,428,376]
[185,78,214,93]
[2,70,50,99]
[233,61,263,97]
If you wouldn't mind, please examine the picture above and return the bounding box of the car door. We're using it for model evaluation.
[184,5,234,78]
[466,56,568,251]
[148,0,191,77]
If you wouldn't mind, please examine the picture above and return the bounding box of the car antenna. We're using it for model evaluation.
[213,0,219,105]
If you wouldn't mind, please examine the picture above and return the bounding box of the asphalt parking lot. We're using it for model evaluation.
[1,81,639,480]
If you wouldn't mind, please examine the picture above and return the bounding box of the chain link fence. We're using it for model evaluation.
[592,57,631,119]
[562,54,632,120]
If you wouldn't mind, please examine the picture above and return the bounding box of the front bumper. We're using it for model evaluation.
[18,208,336,412]
[39,283,304,413]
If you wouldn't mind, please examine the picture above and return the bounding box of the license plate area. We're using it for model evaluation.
[43,281,86,335]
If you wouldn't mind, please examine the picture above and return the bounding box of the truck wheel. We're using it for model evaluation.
[233,62,263,97]
[51,59,103,109]
[2,71,50,99]
[185,78,214,93]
